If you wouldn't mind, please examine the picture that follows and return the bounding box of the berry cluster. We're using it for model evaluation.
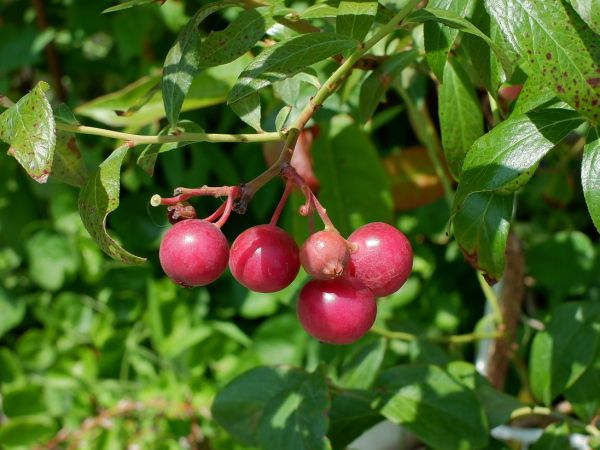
[154,165,412,345]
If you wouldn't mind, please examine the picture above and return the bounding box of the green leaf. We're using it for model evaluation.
[564,356,600,422]
[78,145,146,264]
[529,301,600,405]
[3,385,47,417]
[424,0,475,81]
[485,0,600,122]
[510,76,559,116]
[452,192,513,281]
[0,287,25,339]
[530,422,571,450]
[26,230,79,291]
[337,0,378,41]
[230,92,262,132]
[582,127,600,234]
[137,120,206,176]
[339,338,386,389]
[163,2,237,126]
[198,7,275,68]
[312,122,393,237]
[359,49,417,124]
[455,109,584,207]
[102,0,156,13]
[51,128,87,187]
[329,389,382,450]
[0,81,55,183]
[228,32,358,103]
[0,416,56,447]
[376,364,489,450]
[438,57,484,180]
[569,0,600,34]
[212,366,330,450]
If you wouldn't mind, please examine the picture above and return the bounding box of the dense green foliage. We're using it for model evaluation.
[1,0,599,448]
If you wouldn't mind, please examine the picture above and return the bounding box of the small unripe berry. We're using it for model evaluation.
[159,219,229,287]
[300,230,349,279]
[297,277,376,345]
[229,225,300,293]
[347,222,412,297]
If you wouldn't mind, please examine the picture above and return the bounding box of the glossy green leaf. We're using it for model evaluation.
[530,422,570,450]
[0,287,25,339]
[337,0,378,41]
[0,81,55,183]
[529,302,600,405]
[339,338,386,389]
[376,365,489,450]
[228,32,358,103]
[424,0,475,81]
[582,127,600,234]
[510,77,559,116]
[455,109,584,207]
[0,416,56,447]
[329,389,381,450]
[212,366,330,450]
[569,0,600,34]
[163,2,237,126]
[312,123,393,237]
[452,192,513,281]
[564,356,600,422]
[137,120,206,175]
[198,7,274,68]
[78,145,146,264]
[485,0,600,122]
[438,57,484,180]
[230,92,262,132]
[102,0,156,13]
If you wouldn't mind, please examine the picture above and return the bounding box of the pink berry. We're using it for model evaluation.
[159,219,229,287]
[229,225,300,293]
[347,222,413,297]
[297,278,376,345]
[300,230,349,279]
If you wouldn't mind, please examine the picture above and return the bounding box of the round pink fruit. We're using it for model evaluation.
[159,219,229,287]
[347,222,413,297]
[297,277,377,345]
[229,225,300,293]
[300,230,349,279]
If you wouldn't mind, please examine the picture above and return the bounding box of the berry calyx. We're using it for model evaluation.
[229,224,300,293]
[297,278,376,345]
[159,219,229,287]
[347,222,413,297]
[300,230,350,279]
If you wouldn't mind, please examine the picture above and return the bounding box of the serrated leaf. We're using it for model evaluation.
[230,92,262,131]
[530,302,600,405]
[454,109,584,208]
[438,57,483,180]
[452,192,513,280]
[228,32,358,103]
[485,0,600,122]
[102,0,157,13]
[163,2,237,126]
[212,366,330,450]
[582,127,600,234]
[376,365,489,450]
[78,145,145,264]
[198,7,275,68]
[424,0,475,81]
[337,0,378,41]
[0,81,55,183]
[312,123,393,236]
[569,0,600,34]
[137,120,206,175]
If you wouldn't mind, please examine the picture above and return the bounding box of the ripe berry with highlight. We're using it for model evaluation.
[229,225,300,293]
[159,219,229,287]
[297,277,376,345]
[300,230,349,279]
[347,222,412,297]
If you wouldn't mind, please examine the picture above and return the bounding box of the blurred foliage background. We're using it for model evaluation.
[1,0,599,448]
